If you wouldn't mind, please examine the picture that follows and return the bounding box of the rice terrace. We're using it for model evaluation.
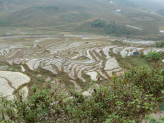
[1,0,164,122]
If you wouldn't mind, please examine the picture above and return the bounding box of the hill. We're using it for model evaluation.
[1,1,164,122]
[129,0,164,10]
[0,0,164,39]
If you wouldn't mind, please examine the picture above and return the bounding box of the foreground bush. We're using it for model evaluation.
[0,84,156,122]
[1,64,164,122]
[146,50,161,60]
[125,64,164,94]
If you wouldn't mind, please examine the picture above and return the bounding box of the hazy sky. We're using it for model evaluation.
[131,0,164,3]
[129,0,164,10]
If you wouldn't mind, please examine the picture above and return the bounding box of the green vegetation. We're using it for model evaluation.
[105,21,131,35]
[144,90,164,122]
[0,0,163,38]
[146,50,161,60]
[155,41,164,48]
[125,64,164,94]
[1,64,164,122]
[92,19,107,28]
[92,19,132,36]
[111,40,127,46]
[118,56,149,69]
[0,17,11,26]
[37,77,44,83]
[38,5,59,11]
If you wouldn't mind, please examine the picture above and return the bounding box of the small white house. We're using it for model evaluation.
[115,9,121,13]
[109,1,114,3]
[160,30,164,33]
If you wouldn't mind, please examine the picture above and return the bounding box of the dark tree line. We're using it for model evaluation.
[92,19,107,28]
[92,19,131,35]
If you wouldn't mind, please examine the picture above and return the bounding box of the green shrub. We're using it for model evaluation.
[155,41,164,48]
[91,19,133,35]
[37,77,44,82]
[0,81,156,122]
[0,85,67,122]
[92,19,107,28]
[146,50,161,60]
[125,64,164,94]
[1,65,164,122]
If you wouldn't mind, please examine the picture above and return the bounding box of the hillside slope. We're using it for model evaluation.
[0,0,164,39]
[129,0,164,10]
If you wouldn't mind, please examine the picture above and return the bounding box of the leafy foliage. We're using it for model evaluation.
[0,83,156,122]
[155,41,164,48]
[92,19,132,35]
[146,50,161,60]
[1,65,164,122]
[159,101,164,111]
[125,64,164,94]
[92,19,107,28]
[144,112,164,123]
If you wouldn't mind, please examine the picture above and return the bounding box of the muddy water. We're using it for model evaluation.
[122,40,155,44]
[0,35,156,45]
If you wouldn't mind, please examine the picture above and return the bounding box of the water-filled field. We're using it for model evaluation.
[0,35,163,99]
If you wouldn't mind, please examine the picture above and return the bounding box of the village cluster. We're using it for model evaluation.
[0,2,14,10]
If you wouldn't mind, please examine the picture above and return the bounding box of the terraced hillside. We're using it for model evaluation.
[0,35,164,99]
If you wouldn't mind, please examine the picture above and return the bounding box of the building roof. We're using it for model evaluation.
[115,9,121,13]
[160,30,164,33]
[116,9,121,11]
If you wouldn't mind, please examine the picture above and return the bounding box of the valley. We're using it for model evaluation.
[0,0,164,122]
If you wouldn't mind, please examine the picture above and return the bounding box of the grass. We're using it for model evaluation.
[111,40,129,46]
[119,56,149,69]
[110,48,163,71]
[108,46,160,70]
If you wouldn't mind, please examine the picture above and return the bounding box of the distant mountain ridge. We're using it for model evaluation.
[129,0,164,10]
[0,0,164,40]
[103,0,137,7]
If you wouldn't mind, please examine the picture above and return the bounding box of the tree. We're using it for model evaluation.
[92,19,107,28]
